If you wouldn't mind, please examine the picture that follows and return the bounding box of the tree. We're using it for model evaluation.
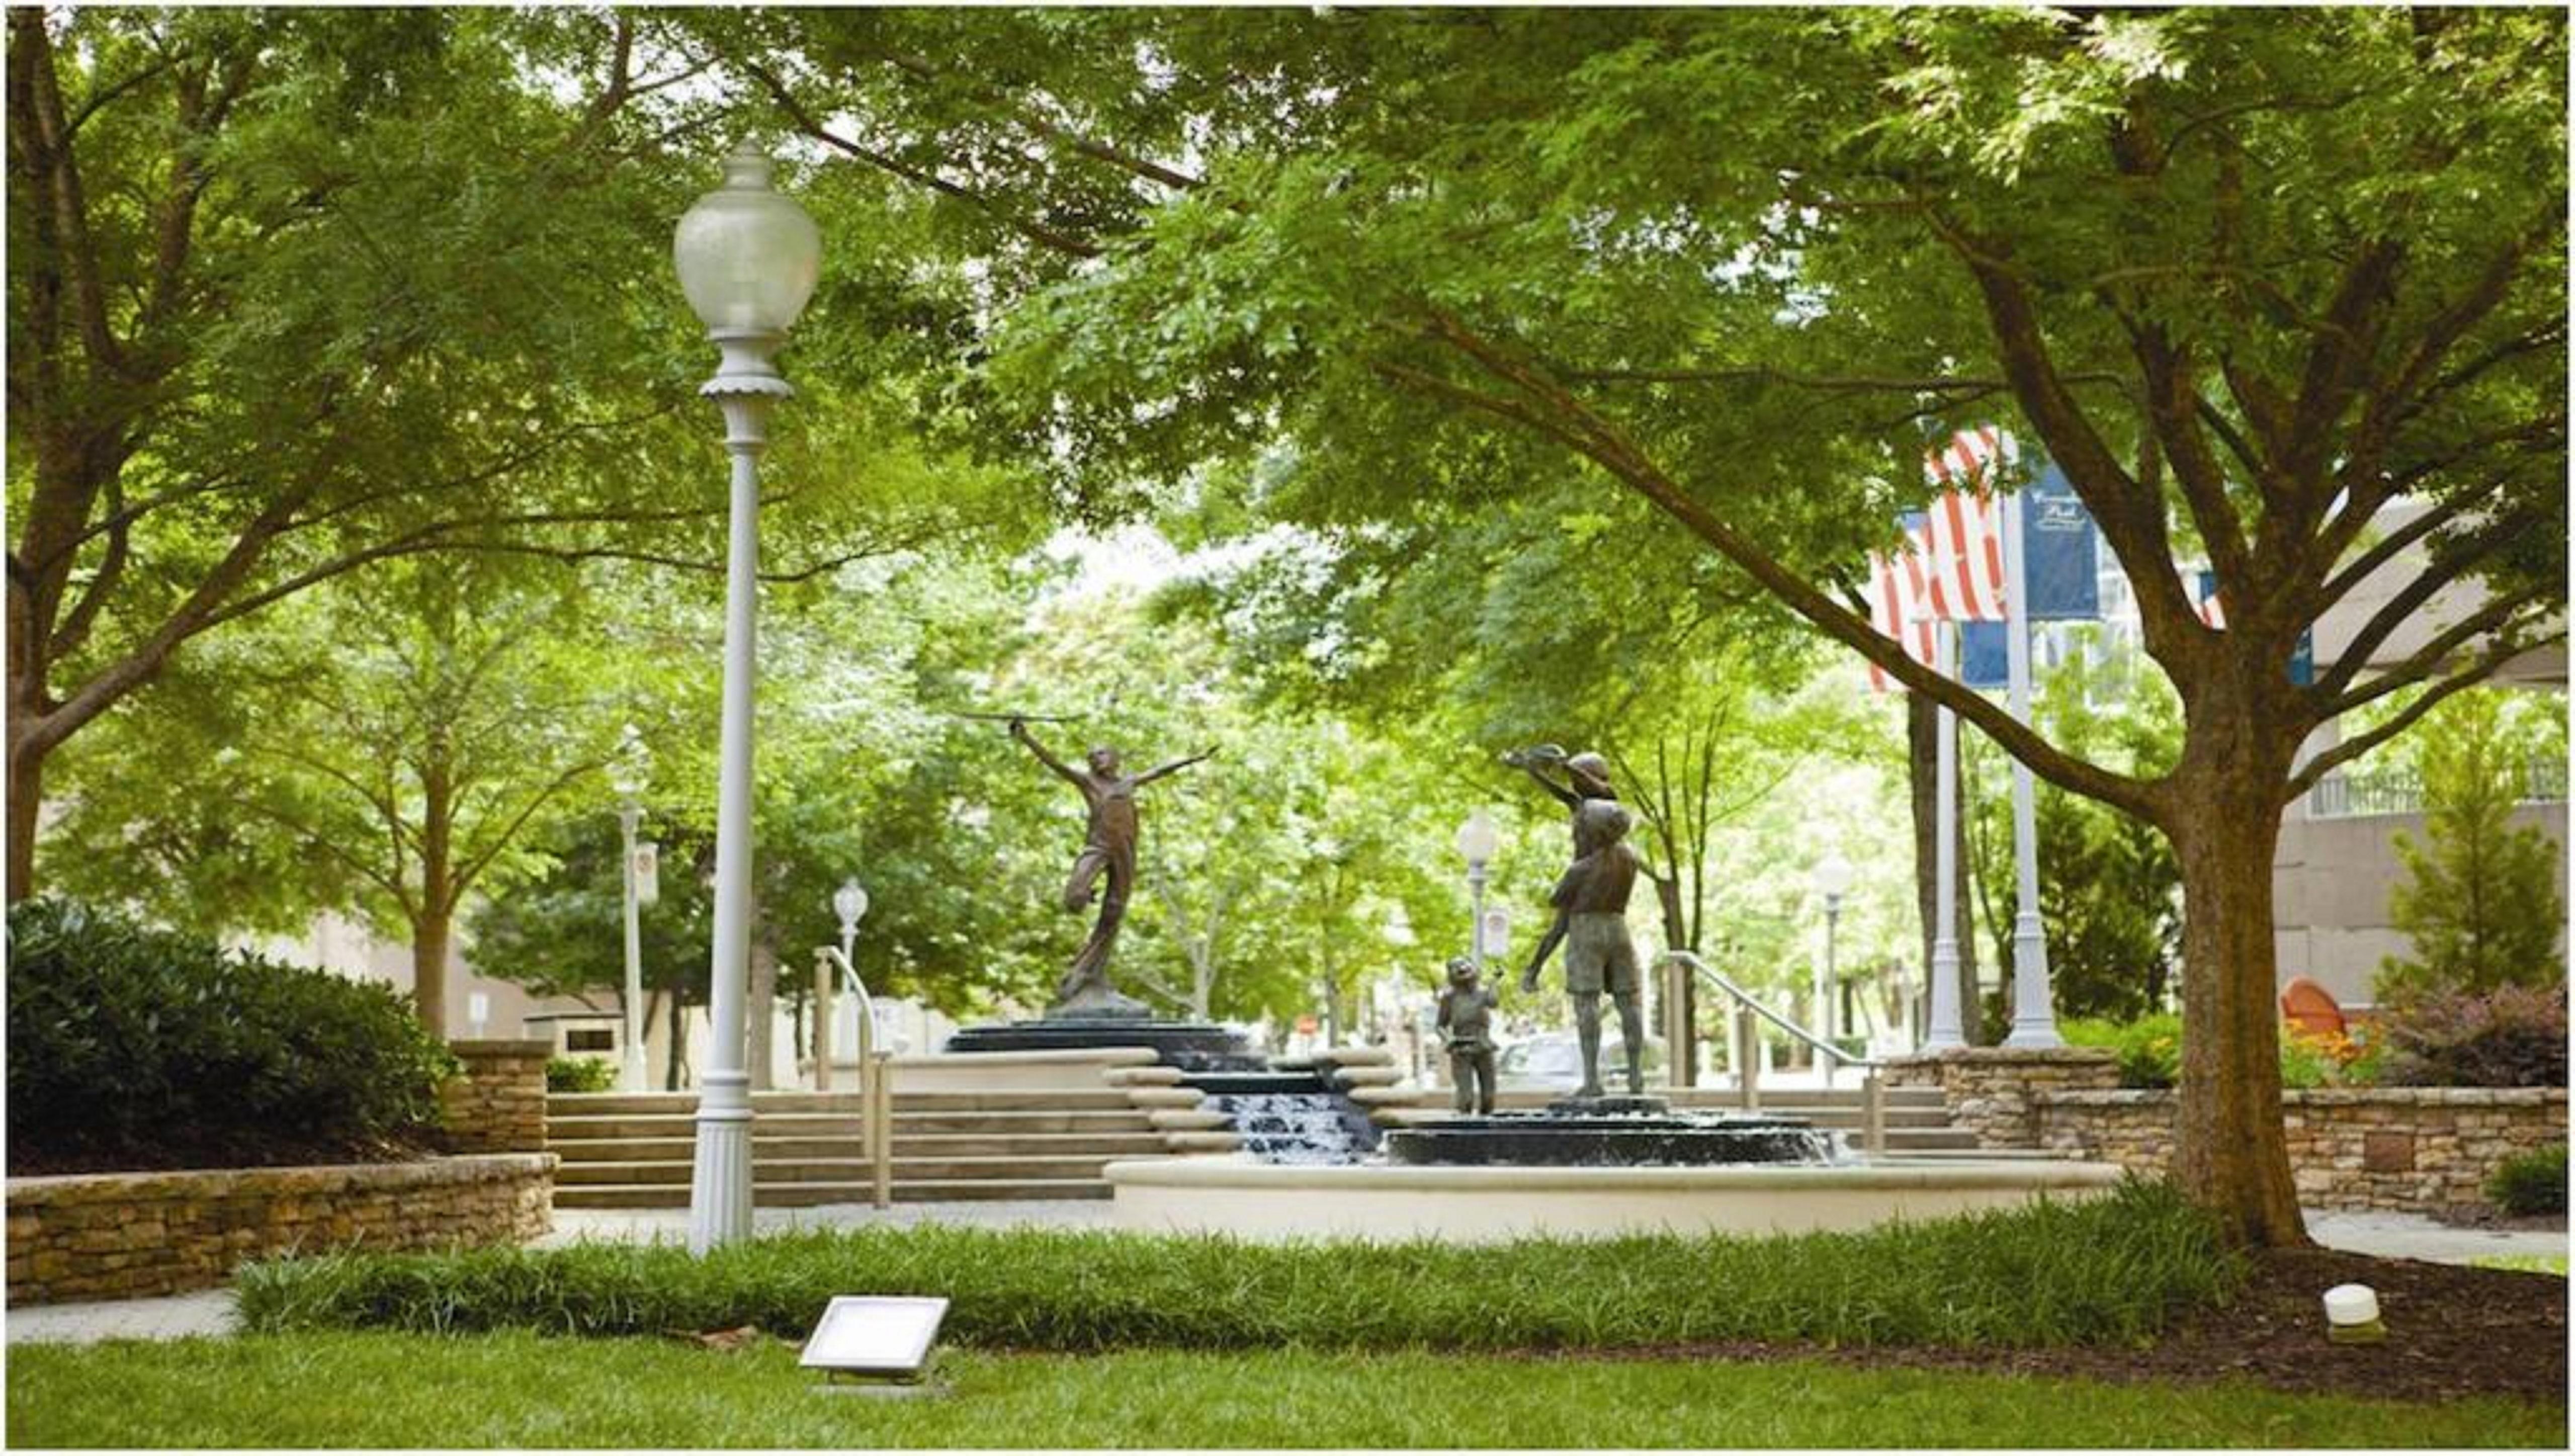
[4,9,744,898]
[47,561,620,1036]
[2378,688,2566,999]
[741,9,2563,1243]
[467,815,715,1091]
[1968,636,2186,1023]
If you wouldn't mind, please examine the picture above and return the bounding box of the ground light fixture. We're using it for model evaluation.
[802,1295,951,1392]
[2322,1282,2385,1343]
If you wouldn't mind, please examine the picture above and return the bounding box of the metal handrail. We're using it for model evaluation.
[812,945,893,1208]
[1658,950,1879,1070]
[1656,949,1886,1156]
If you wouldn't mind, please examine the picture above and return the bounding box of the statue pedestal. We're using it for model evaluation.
[943,1016,1265,1071]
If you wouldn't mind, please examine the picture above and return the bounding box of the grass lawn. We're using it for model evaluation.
[6,1330,2562,1449]
[2470,1253,2568,1276]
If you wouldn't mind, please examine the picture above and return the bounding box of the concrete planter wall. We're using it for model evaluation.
[2036,1087,2568,1215]
[6,1153,555,1306]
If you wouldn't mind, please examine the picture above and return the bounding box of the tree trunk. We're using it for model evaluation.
[747,930,778,1091]
[1909,695,1985,1043]
[5,732,43,904]
[1908,695,1937,1012]
[2170,754,2309,1248]
[412,911,451,1041]
[665,990,690,1090]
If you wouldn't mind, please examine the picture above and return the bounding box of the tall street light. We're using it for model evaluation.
[1811,850,1854,1057]
[609,724,651,1092]
[672,142,821,1253]
[1452,809,1500,975]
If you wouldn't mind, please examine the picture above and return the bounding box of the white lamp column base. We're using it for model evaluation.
[688,1070,755,1253]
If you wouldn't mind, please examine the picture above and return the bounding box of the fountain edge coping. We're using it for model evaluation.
[1100,1157,2125,1192]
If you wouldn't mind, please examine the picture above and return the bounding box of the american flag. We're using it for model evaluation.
[1864,427,2017,692]
[2193,568,2226,628]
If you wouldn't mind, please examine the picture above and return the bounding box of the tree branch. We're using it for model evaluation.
[2288,625,2568,800]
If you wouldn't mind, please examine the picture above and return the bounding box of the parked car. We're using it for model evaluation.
[1495,1031,1665,1091]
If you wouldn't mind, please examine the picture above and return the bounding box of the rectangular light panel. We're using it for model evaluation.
[800,1296,950,1378]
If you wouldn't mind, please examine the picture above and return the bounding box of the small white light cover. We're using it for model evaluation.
[2322,1282,2379,1326]
[800,1296,948,1378]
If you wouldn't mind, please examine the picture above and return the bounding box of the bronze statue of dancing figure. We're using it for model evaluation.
[1009,717,1214,1016]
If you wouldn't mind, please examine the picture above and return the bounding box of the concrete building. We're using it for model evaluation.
[2270,503,2567,1008]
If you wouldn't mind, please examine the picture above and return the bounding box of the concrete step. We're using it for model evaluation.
[548,1088,1142,1117]
[551,1131,1172,1163]
[557,1155,1121,1186]
[552,1178,1112,1209]
[887,1109,1159,1136]
[547,1092,869,1116]
[548,1114,875,1141]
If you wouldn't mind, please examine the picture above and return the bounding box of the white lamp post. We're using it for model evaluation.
[1452,809,1501,975]
[1811,851,1854,1063]
[609,725,650,1092]
[673,141,821,1253]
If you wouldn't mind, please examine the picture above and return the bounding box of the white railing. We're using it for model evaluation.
[811,945,893,1208]
[2307,758,2568,819]
[1657,950,1886,1156]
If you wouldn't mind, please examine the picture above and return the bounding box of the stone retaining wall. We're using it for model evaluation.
[440,1039,552,1154]
[2035,1088,2567,1214]
[6,1153,555,1305]
[1888,1047,2122,1147]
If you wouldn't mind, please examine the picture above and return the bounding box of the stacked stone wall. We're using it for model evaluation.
[6,1153,554,1305]
[2035,1087,2567,1215]
[1889,1047,2122,1147]
[440,1039,552,1153]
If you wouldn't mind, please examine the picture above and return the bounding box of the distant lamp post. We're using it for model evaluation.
[834,879,870,960]
[1453,809,1501,975]
[1811,851,1854,1053]
[673,141,822,1253]
[816,879,870,1093]
[608,726,651,1092]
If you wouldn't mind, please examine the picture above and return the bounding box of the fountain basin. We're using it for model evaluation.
[1384,1110,1831,1167]
[1103,1157,2124,1242]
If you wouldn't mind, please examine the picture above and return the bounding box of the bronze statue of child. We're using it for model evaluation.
[1435,954,1500,1116]
[1520,798,1648,1099]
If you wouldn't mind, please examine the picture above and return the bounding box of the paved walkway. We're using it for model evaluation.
[8,1202,2560,1347]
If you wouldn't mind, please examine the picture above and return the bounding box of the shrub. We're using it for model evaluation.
[2065,1014,2385,1090]
[2486,1144,2568,1217]
[236,1179,2240,1352]
[2376,984,2568,1088]
[546,1056,618,1093]
[5,898,459,1173]
[2061,1014,2181,1088]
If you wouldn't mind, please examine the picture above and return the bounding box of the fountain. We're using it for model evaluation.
[1190,1071,1380,1164]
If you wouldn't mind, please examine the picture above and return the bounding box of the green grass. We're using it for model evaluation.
[8,1331,2561,1449]
[236,1180,2241,1352]
[2470,1253,2569,1275]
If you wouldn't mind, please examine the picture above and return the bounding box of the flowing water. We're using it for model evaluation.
[1205,1090,1377,1164]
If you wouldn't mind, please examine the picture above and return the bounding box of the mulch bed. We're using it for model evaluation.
[8,1134,441,1179]
[1588,1248,2568,1406]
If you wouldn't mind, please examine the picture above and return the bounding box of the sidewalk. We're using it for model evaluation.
[8,1202,2560,1347]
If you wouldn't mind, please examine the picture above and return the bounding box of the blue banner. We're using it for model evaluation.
[2021,465,2099,621]
[1961,621,2010,689]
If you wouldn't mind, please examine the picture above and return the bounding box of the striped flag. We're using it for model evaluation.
[2194,569,2226,628]
[1865,512,1939,693]
[1919,426,2014,621]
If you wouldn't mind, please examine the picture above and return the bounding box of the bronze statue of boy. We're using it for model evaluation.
[1520,798,1647,1099]
[1435,954,1500,1116]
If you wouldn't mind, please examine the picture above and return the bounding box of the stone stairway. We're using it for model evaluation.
[547,1087,1167,1208]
